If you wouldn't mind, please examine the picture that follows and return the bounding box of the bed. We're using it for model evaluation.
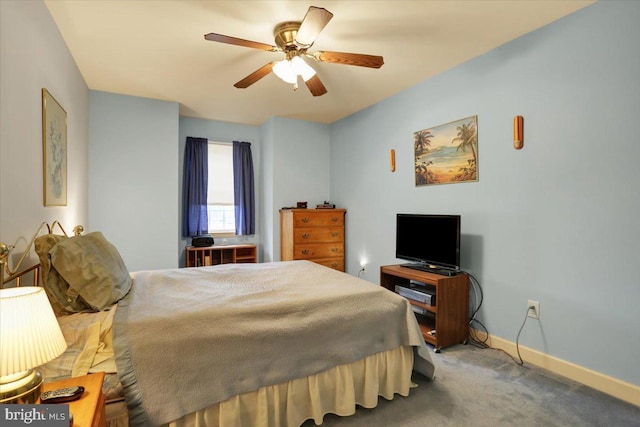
[1,224,436,427]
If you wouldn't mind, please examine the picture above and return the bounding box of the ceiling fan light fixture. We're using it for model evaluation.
[273,56,316,85]
[205,6,382,96]
[293,56,316,82]
[272,59,296,84]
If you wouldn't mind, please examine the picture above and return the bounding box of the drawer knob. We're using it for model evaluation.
[301,233,310,239]
[301,249,310,255]
[331,247,338,252]
[301,217,310,223]
[331,217,338,222]
[331,232,339,237]
[331,262,338,268]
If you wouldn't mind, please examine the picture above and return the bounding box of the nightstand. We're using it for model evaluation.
[41,372,106,427]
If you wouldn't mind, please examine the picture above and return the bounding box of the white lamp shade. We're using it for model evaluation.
[292,56,316,82]
[273,59,298,84]
[273,56,317,84]
[0,287,67,377]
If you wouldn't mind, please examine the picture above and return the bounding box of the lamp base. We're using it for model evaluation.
[0,369,43,404]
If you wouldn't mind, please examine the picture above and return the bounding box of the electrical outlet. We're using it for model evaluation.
[527,300,540,319]
[358,262,366,278]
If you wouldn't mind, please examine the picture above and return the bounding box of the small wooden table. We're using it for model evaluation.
[41,372,106,427]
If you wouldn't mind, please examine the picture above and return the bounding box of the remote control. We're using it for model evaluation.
[40,386,85,404]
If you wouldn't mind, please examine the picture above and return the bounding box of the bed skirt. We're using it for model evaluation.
[106,400,129,427]
[147,345,416,427]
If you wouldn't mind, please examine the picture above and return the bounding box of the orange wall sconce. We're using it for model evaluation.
[514,116,524,150]
[390,149,396,172]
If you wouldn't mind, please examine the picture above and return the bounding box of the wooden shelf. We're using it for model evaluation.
[381,264,469,352]
[186,244,257,267]
[409,298,437,314]
[418,322,437,347]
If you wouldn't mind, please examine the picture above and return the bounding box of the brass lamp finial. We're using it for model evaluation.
[0,243,9,261]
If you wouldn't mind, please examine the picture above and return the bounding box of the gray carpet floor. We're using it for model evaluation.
[302,343,640,426]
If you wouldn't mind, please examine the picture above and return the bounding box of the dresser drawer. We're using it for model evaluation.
[293,227,343,244]
[312,258,344,271]
[293,243,344,260]
[293,212,344,228]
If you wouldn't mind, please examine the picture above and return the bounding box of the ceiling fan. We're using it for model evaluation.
[204,6,384,97]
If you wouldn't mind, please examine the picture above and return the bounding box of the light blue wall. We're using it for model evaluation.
[178,117,260,263]
[89,91,179,271]
[260,119,275,262]
[263,117,331,261]
[0,0,89,256]
[91,112,329,268]
[329,1,640,387]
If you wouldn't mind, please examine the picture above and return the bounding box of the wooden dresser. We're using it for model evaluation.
[280,208,346,271]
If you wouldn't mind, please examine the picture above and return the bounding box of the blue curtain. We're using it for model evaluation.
[233,141,255,235]
[182,137,208,237]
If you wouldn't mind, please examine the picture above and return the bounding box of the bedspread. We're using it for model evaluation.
[113,260,435,427]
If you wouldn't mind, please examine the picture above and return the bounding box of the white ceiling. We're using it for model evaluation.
[44,1,594,126]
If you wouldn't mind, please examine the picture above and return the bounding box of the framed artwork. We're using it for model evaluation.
[414,115,478,186]
[42,88,67,206]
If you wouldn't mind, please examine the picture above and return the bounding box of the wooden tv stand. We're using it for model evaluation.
[380,264,469,352]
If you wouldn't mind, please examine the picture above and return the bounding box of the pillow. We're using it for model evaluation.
[34,234,71,316]
[49,232,132,312]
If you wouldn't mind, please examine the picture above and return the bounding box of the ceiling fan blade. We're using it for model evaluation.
[305,74,328,97]
[234,62,275,89]
[205,33,278,52]
[295,6,334,48]
[313,51,384,69]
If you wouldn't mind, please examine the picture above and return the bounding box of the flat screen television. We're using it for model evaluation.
[395,214,461,272]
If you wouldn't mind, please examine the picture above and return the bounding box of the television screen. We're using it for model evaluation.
[395,214,460,271]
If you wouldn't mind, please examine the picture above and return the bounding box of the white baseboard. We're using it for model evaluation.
[471,329,640,407]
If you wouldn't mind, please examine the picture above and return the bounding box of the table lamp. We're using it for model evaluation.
[0,286,68,403]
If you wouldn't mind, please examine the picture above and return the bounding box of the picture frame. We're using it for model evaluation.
[414,115,478,186]
[42,88,67,206]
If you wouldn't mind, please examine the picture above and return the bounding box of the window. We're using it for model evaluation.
[183,137,254,238]
[207,142,235,234]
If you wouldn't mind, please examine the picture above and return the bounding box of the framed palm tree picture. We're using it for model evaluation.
[414,115,478,186]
